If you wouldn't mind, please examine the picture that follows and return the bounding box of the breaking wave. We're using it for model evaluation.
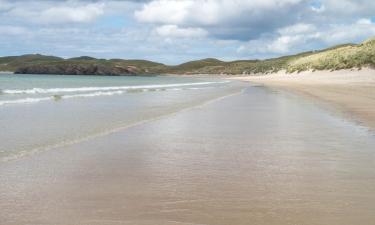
[0,82,227,106]
[1,81,229,95]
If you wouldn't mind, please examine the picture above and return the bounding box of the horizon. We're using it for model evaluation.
[1,0,375,64]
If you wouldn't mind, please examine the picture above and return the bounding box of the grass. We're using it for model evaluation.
[166,38,375,75]
[287,39,375,72]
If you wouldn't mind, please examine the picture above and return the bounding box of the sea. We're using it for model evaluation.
[0,73,243,161]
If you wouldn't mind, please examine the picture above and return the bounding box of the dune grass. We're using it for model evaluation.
[287,39,375,72]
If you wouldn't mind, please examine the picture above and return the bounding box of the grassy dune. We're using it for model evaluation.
[166,38,375,75]
[287,40,375,72]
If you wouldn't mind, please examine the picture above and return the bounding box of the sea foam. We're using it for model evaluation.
[2,81,229,95]
[0,81,229,106]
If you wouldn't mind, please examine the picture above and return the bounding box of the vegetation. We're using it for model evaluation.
[287,40,375,72]
[0,54,62,71]
[1,37,375,75]
[0,54,167,75]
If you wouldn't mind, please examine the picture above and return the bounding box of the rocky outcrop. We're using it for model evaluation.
[15,63,138,76]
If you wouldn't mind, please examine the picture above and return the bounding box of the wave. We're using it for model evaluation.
[2,81,229,95]
[64,90,125,99]
[1,88,243,162]
[0,97,51,106]
[0,90,125,106]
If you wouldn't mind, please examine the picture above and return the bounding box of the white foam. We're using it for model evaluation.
[64,90,124,99]
[0,91,126,106]
[0,81,230,106]
[0,97,51,106]
[2,81,229,95]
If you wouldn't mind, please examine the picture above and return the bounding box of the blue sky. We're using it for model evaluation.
[1,0,375,65]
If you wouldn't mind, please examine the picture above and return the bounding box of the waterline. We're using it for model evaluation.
[1,81,229,95]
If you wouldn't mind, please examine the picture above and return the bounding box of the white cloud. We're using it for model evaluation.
[154,25,208,38]
[1,1,105,24]
[237,34,308,55]
[135,0,304,26]
[320,0,375,17]
[38,3,105,24]
[0,0,12,12]
[278,23,316,35]
[238,19,375,57]
[268,36,306,53]
[135,0,306,40]
[0,25,28,35]
[356,18,372,25]
[135,0,192,25]
[319,20,375,44]
[2,0,375,63]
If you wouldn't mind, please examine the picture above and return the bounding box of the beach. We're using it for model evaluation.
[231,68,375,130]
[2,0,375,224]
[1,75,375,225]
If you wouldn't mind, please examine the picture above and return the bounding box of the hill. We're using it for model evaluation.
[1,37,375,75]
[0,54,63,72]
[0,54,167,75]
[165,40,374,75]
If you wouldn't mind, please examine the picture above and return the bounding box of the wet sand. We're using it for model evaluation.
[1,85,375,225]
[231,68,375,129]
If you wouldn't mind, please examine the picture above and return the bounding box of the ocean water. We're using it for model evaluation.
[0,73,243,161]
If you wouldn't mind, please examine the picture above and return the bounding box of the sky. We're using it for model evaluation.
[1,0,375,65]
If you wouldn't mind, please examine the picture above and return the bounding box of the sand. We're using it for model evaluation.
[1,85,375,225]
[230,68,375,129]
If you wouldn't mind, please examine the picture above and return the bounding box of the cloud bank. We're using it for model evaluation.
[1,0,375,64]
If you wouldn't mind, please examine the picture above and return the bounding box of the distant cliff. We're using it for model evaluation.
[0,55,167,76]
[2,37,375,75]
[15,63,138,76]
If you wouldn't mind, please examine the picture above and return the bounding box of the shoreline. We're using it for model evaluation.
[0,74,247,163]
[229,68,375,130]
[2,83,375,225]
[1,88,244,163]
[3,69,375,130]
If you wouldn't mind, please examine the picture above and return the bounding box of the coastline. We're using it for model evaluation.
[0,75,245,162]
[229,68,375,130]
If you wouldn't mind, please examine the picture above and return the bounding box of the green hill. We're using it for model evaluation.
[0,54,63,71]
[0,54,167,75]
[166,58,225,74]
[1,37,375,75]
[167,39,374,75]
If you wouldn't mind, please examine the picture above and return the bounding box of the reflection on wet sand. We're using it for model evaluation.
[1,86,375,225]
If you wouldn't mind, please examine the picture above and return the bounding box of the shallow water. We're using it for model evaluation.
[0,74,242,161]
[1,83,375,225]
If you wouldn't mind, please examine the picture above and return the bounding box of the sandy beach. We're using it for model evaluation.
[1,83,375,225]
[3,1,375,224]
[230,68,375,129]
